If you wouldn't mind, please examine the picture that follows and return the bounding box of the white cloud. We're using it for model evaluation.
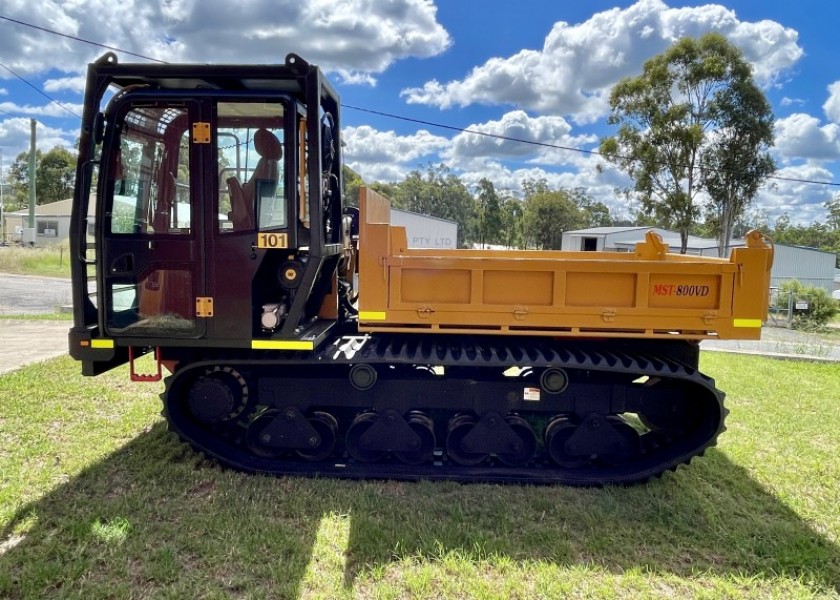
[823,81,840,123]
[780,97,805,107]
[774,113,840,162]
[401,0,802,122]
[0,101,83,120]
[43,76,86,94]
[756,163,835,224]
[0,0,451,85]
[444,110,597,169]
[0,117,76,159]
[342,125,450,181]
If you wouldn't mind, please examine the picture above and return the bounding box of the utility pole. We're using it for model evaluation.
[20,119,37,245]
[0,148,5,245]
[28,119,36,229]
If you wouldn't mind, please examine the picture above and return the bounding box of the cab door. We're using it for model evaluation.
[99,100,206,339]
[205,99,290,340]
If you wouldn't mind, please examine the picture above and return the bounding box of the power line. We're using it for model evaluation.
[343,104,840,189]
[2,14,839,190]
[0,61,81,120]
[0,14,165,63]
[343,104,600,157]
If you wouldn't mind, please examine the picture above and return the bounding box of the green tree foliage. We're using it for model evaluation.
[391,164,477,247]
[475,178,504,248]
[600,33,775,254]
[342,165,364,208]
[341,170,615,251]
[500,196,524,249]
[522,183,585,250]
[6,146,77,209]
[703,66,775,256]
[825,196,840,232]
[5,151,35,209]
[568,187,612,227]
[764,212,840,268]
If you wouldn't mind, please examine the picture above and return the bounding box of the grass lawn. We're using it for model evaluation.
[0,245,72,279]
[0,353,838,599]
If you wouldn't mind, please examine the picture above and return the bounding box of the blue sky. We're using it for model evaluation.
[1,0,839,225]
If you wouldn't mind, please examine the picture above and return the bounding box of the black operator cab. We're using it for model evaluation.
[69,53,346,375]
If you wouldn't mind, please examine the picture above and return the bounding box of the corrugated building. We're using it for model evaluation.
[561,226,745,256]
[391,208,457,249]
[563,226,837,293]
[769,244,836,292]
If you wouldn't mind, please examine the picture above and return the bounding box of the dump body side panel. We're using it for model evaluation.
[357,188,773,340]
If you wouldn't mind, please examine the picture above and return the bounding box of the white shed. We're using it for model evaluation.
[391,208,458,249]
[563,225,837,293]
[6,198,91,244]
[770,245,836,293]
[561,226,671,252]
[562,226,745,256]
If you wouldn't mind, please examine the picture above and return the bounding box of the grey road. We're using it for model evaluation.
[0,273,73,315]
[0,274,74,373]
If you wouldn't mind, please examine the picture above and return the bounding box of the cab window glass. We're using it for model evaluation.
[110,107,190,235]
[217,102,285,232]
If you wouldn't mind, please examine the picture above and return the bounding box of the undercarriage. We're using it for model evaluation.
[161,333,725,485]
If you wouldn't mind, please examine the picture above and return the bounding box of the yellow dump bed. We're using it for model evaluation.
[357,188,773,340]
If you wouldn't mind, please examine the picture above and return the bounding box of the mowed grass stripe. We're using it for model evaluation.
[0,353,838,599]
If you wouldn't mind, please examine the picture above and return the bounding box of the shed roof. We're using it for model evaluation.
[8,197,94,218]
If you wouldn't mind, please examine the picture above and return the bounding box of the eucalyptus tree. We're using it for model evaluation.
[475,178,503,248]
[600,33,775,254]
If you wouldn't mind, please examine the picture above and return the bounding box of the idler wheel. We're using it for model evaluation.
[446,414,487,466]
[345,412,385,462]
[187,367,249,423]
[296,412,339,461]
[394,412,436,465]
[545,416,585,468]
[245,409,284,458]
[496,415,537,467]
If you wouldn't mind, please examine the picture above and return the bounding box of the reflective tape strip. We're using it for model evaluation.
[90,339,114,349]
[359,311,387,321]
[251,340,314,351]
[733,319,763,328]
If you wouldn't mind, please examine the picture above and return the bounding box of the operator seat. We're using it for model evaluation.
[227,128,282,230]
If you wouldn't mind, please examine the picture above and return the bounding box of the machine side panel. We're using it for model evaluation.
[357,188,773,340]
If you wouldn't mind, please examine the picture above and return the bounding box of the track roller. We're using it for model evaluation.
[544,414,642,468]
[244,406,329,458]
[296,411,339,461]
[245,409,285,458]
[394,412,436,465]
[345,412,385,462]
[496,415,537,466]
[446,415,487,466]
[346,409,426,462]
[544,417,580,468]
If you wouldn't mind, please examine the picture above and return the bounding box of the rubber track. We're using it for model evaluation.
[161,334,727,485]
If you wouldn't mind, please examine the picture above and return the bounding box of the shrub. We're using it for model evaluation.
[778,279,840,330]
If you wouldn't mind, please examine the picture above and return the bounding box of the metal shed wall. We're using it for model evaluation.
[391,209,458,249]
[770,245,836,292]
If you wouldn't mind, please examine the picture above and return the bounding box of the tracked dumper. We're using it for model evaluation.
[69,53,774,484]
